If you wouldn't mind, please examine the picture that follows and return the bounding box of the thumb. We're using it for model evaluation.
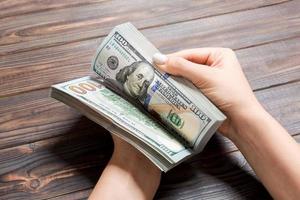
[153,53,210,84]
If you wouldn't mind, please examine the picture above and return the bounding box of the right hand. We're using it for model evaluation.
[153,48,263,138]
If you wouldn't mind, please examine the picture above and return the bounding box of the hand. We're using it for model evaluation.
[154,48,300,199]
[88,135,161,200]
[153,48,262,138]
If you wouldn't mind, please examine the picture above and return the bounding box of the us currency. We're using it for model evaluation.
[51,77,193,171]
[92,22,226,150]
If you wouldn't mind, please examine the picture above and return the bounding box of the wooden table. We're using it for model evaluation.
[0,0,299,199]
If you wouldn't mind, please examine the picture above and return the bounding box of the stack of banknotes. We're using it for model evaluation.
[51,23,226,172]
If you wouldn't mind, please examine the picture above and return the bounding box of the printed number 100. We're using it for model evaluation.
[69,81,100,95]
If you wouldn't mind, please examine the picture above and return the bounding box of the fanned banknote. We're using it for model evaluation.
[51,22,226,171]
[92,22,225,150]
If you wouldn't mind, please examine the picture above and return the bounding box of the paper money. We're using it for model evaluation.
[92,22,226,150]
[51,77,193,171]
[51,22,226,171]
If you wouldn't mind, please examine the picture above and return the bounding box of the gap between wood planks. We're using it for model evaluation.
[1,34,299,99]
[0,0,292,56]
[0,1,298,199]
[0,0,109,19]
[1,0,299,98]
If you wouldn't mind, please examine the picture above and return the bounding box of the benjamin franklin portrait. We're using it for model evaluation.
[116,61,155,101]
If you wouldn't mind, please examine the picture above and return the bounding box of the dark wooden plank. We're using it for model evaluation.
[0,0,289,56]
[1,34,300,99]
[148,0,299,52]
[47,189,91,200]
[2,131,299,199]
[0,39,96,97]
[1,128,299,200]
[1,0,300,97]
[0,123,112,200]
[157,152,268,199]
[0,122,111,175]
[0,1,299,199]
[0,89,88,150]
[237,37,300,90]
[255,82,300,135]
[0,89,114,150]
[0,0,106,19]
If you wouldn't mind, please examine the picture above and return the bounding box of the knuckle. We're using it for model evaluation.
[176,57,186,66]
[169,57,184,68]
[166,57,185,75]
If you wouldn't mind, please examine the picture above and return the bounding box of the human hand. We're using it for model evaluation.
[89,134,161,200]
[153,48,300,200]
[153,48,263,138]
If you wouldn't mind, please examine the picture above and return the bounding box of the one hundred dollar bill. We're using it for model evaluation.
[92,22,226,151]
[51,77,193,171]
[51,22,226,171]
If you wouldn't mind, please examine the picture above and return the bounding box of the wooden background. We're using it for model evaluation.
[0,0,299,199]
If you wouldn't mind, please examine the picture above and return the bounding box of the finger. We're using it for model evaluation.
[156,55,210,83]
[168,48,221,65]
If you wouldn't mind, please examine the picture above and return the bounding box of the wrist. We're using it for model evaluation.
[93,144,161,200]
[111,147,155,170]
[108,145,161,200]
[225,102,267,141]
[110,140,161,179]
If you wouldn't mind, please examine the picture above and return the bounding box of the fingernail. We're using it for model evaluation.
[153,53,168,65]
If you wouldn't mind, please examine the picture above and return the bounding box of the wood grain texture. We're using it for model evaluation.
[0,134,261,200]
[48,189,92,200]
[0,0,106,19]
[236,37,300,90]
[1,34,300,98]
[1,0,300,199]
[0,0,288,55]
[0,125,112,200]
[1,0,300,97]
[2,129,299,199]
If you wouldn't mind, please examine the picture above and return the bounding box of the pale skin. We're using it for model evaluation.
[89,48,300,200]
